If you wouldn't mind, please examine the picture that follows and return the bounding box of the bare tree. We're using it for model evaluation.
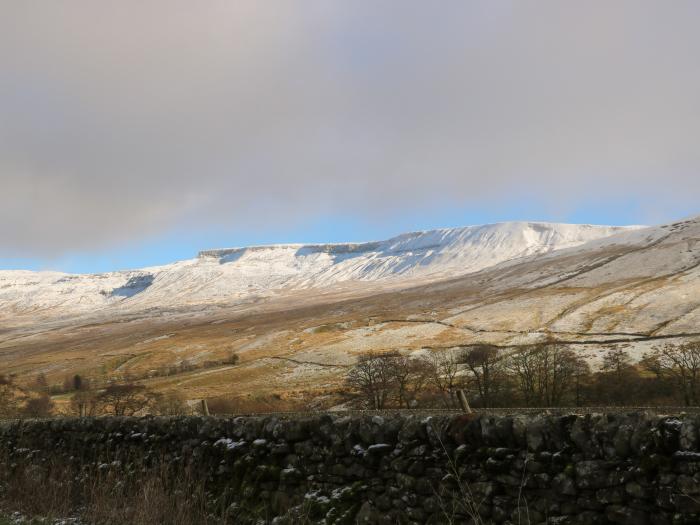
[151,391,190,415]
[70,388,101,416]
[546,346,588,406]
[96,383,155,416]
[389,355,431,408]
[421,350,463,408]
[345,352,397,409]
[596,346,637,405]
[646,341,700,406]
[0,374,24,418]
[571,357,591,407]
[22,394,54,418]
[601,347,632,376]
[505,345,540,406]
[33,373,49,394]
[459,344,505,408]
[505,342,585,407]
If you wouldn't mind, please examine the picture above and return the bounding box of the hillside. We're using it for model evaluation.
[4,217,700,407]
[0,221,630,323]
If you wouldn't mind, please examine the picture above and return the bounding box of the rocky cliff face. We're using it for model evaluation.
[3,412,700,524]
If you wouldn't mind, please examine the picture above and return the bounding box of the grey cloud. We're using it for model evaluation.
[2,1,700,256]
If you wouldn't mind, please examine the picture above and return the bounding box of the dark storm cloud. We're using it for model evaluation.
[2,1,700,256]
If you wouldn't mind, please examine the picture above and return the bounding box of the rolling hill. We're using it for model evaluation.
[3,217,700,407]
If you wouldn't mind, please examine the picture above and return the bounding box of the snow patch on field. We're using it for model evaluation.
[317,323,451,355]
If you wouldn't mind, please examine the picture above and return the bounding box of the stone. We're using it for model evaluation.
[605,504,649,524]
[367,443,393,455]
[270,442,290,455]
[526,416,547,452]
[625,481,648,499]
[673,492,700,513]
[471,481,497,498]
[680,421,698,451]
[553,472,577,496]
[279,467,301,484]
[355,501,377,524]
[396,473,416,490]
[676,474,700,495]
[406,507,425,521]
[548,516,573,524]
[571,511,608,524]
[375,494,392,511]
[577,494,604,511]
[575,460,610,489]
[613,425,634,458]
[596,486,626,504]
[415,477,434,495]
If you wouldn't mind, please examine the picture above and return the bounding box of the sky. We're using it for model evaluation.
[2,1,700,274]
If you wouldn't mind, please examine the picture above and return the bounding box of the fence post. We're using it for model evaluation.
[201,399,210,416]
[457,390,472,414]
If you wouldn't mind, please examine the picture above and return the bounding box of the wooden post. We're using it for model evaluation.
[457,390,472,414]
[79,403,86,418]
[201,399,210,416]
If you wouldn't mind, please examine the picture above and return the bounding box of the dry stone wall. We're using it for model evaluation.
[2,413,700,524]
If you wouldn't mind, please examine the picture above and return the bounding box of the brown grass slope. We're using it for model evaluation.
[2,216,700,406]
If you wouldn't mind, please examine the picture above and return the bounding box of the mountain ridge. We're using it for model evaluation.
[0,221,638,320]
[196,220,640,259]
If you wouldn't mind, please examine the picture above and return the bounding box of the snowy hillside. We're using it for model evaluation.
[0,222,637,319]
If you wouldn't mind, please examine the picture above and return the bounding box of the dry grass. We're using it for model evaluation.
[0,462,74,519]
[0,452,222,524]
[429,421,487,525]
[0,447,328,525]
[207,392,316,414]
[82,466,220,525]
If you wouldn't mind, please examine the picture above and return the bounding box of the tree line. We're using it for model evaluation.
[4,341,700,418]
[0,351,242,418]
[344,340,700,409]
[0,373,189,418]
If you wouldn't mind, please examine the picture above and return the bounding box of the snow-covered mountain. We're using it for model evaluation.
[0,222,638,319]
